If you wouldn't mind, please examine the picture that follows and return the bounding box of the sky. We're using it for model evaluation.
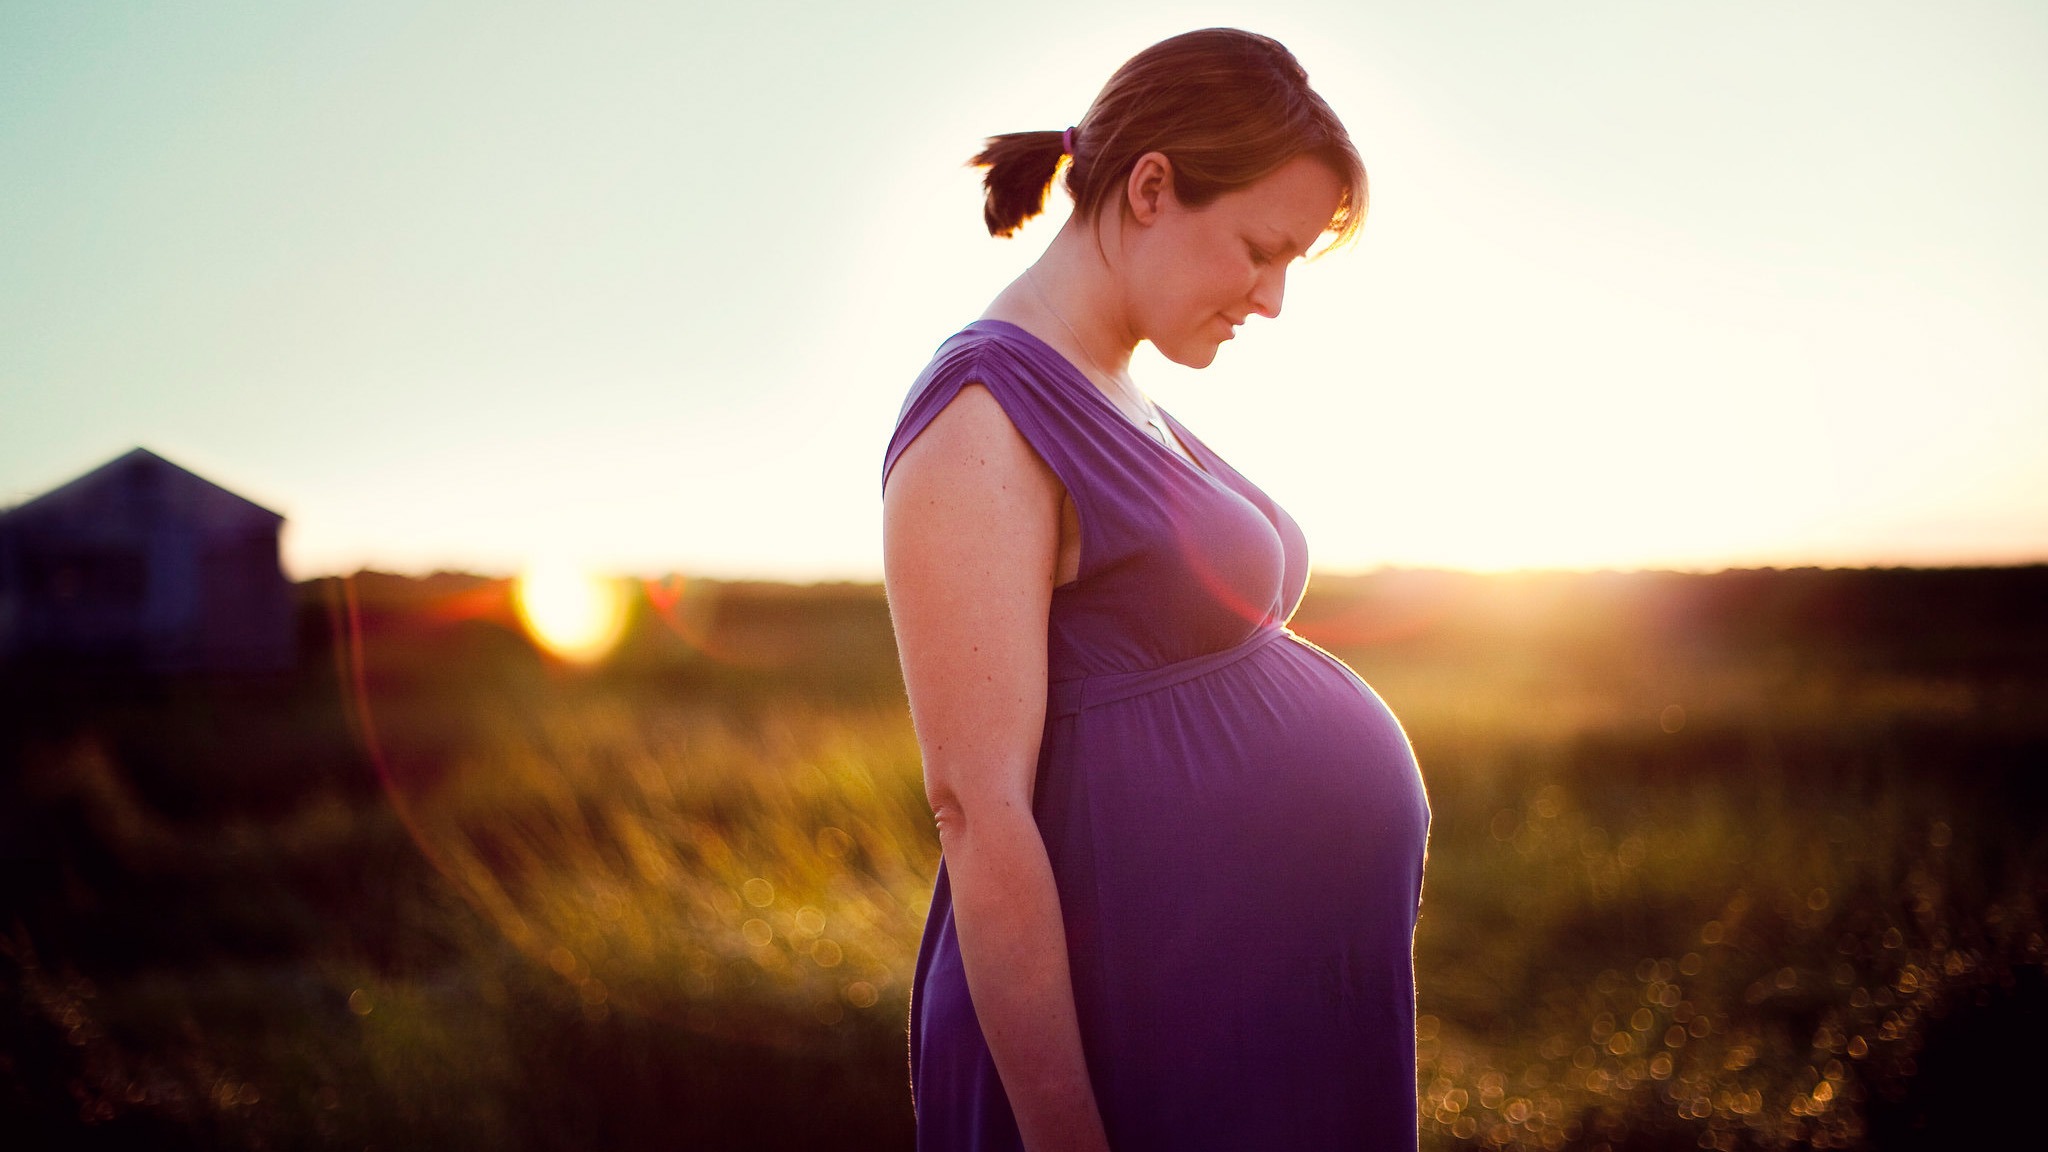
[3,0,2044,580]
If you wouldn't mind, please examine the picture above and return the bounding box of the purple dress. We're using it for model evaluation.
[883,321,1430,1151]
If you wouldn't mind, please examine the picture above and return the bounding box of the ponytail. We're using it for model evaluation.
[971,130,1069,239]
[964,30,1367,249]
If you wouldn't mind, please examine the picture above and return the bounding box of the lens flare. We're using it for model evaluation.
[515,562,629,663]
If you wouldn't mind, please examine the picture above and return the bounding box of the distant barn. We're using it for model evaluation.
[0,448,295,672]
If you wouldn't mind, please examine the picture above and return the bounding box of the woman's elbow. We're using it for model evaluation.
[928,790,967,845]
[926,781,1031,856]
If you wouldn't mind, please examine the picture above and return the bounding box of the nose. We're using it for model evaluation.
[1249,266,1285,319]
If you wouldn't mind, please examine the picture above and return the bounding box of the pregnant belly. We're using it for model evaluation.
[1029,638,1432,1138]
[1035,635,1430,940]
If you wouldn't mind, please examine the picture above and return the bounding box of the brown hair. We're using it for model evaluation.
[971,28,1366,246]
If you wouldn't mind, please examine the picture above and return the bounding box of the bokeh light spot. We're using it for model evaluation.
[515,562,630,664]
[1490,809,1521,841]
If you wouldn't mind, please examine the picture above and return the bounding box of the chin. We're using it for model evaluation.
[1155,338,1225,370]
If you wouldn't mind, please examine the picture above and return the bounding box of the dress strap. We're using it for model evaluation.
[882,323,1099,496]
[883,323,1150,592]
[1046,626,1290,719]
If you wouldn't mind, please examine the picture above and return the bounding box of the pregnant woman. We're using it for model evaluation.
[881,28,1430,1152]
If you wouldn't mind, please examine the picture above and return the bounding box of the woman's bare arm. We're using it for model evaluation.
[883,383,1111,1152]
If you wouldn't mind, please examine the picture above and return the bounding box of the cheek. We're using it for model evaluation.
[1133,224,1246,336]
[1195,241,1255,304]
[1161,250,1232,310]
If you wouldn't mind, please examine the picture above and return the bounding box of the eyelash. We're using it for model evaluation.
[1248,244,1274,266]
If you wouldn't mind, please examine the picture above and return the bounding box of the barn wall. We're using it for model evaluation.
[0,451,296,673]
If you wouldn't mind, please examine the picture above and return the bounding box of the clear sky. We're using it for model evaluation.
[4,0,2044,580]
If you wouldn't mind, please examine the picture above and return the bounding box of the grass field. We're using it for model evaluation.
[3,566,2043,1150]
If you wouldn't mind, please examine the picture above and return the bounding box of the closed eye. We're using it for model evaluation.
[1247,242,1274,266]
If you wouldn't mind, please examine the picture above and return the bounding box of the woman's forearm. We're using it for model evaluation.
[939,801,1112,1152]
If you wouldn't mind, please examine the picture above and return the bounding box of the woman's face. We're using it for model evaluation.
[1121,153,1347,369]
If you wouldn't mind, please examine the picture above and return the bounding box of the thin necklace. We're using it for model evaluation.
[1024,265,1175,448]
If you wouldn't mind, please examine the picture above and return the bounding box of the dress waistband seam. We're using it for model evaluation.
[1047,626,1292,719]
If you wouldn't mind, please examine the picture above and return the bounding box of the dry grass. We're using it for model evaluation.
[3,567,2043,1150]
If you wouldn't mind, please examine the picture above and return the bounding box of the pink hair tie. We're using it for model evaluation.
[1061,126,1075,156]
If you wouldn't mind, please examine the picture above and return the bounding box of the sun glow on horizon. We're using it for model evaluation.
[514,562,630,664]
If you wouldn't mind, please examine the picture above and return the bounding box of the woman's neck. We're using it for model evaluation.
[984,217,1137,381]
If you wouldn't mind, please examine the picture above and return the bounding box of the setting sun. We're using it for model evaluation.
[514,562,630,664]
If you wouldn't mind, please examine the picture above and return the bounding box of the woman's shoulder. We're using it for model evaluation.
[896,320,1071,425]
[885,320,1079,492]
[916,319,1053,386]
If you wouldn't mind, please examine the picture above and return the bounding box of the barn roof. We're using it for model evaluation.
[0,448,284,534]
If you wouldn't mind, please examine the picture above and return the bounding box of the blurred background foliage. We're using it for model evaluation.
[2,566,2043,1150]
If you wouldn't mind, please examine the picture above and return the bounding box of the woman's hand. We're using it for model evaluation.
[884,383,1112,1152]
